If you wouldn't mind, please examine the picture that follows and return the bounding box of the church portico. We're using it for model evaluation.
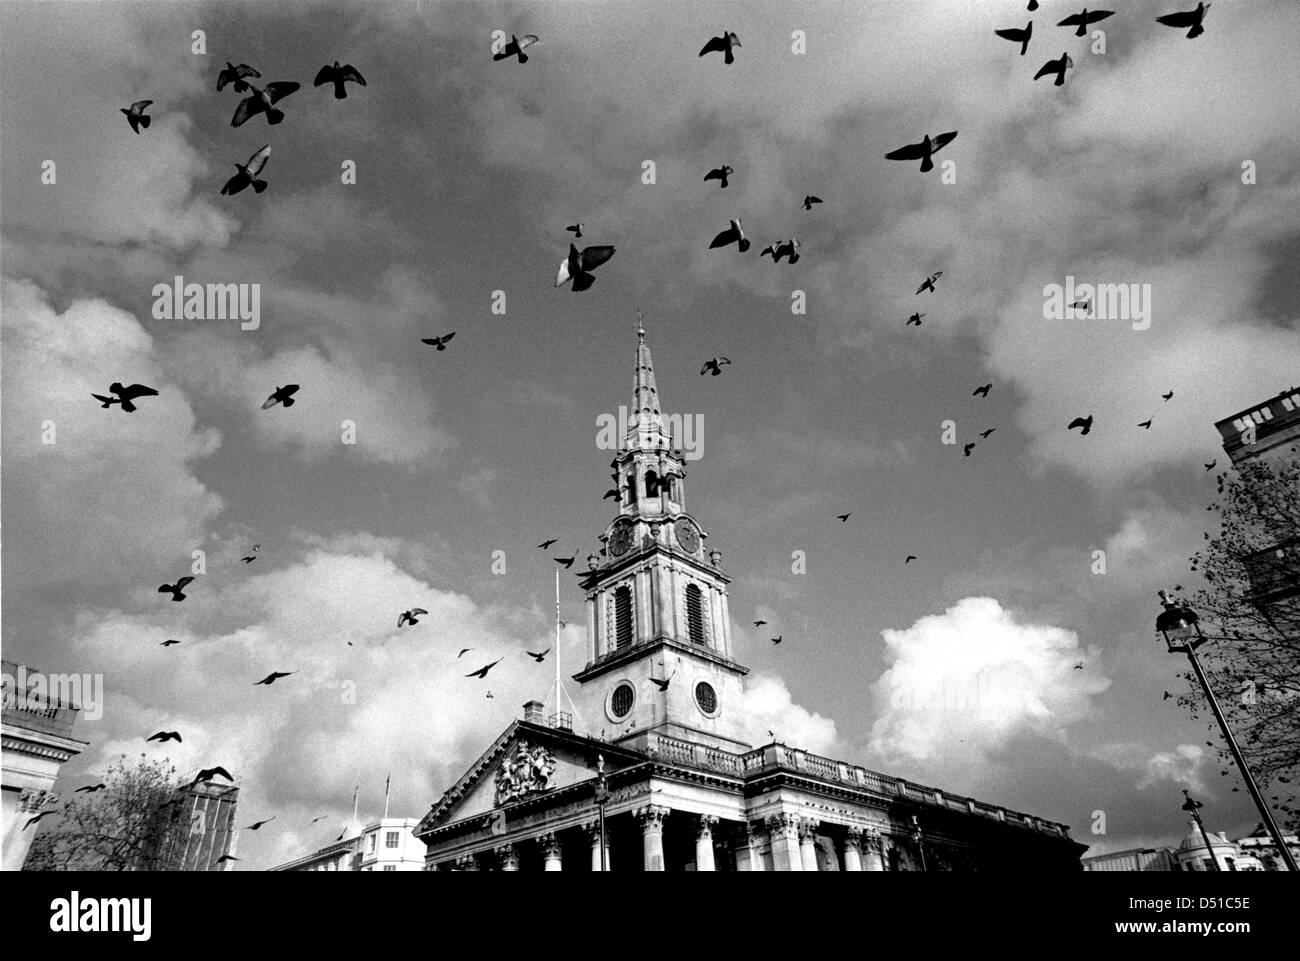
[414,325,1086,872]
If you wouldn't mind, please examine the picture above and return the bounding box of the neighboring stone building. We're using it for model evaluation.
[1,660,87,872]
[412,325,1087,871]
[1233,822,1300,872]
[271,818,426,872]
[1215,387,1300,467]
[157,779,240,871]
[1081,847,1177,872]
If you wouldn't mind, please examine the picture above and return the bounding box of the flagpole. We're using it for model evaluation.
[555,568,561,724]
[383,772,391,820]
[351,783,359,838]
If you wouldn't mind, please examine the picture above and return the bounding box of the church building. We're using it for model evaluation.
[413,325,1086,871]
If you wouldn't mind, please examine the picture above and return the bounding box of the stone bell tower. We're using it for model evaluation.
[573,321,751,753]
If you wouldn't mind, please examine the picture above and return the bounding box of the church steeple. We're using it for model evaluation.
[574,322,750,754]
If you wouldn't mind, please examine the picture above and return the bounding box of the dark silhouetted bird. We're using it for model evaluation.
[193,766,233,784]
[565,223,583,238]
[1138,419,1153,429]
[771,635,783,645]
[1074,662,1084,670]
[555,556,575,568]
[1162,390,1174,401]
[699,30,741,63]
[700,357,731,376]
[916,271,943,294]
[458,648,472,658]
[537,539,557,549]
[837,513,851,522]
[217,62,260,93]
[241,555,257,564]
[906,312,925,326]
[527,649,549,662]
[1035,52,1074,85]
[216,854,240,864]
[602,488,621,500]
[973,383,992,397]
[964,442,976,457]
[314,61,366,99]
[709,218,750,253]
[704,165,734,188]
[421,332,455,350]
[92,382,159,413]
[1028,0,1039,9]
[75,783,107,793]
[761,239,801,264]
[25,810,58,829]
[466,658,503,679]
[994,21,1033,56]
[1058,8,1114,36]
[1067,415,1093,435]
[158,576,194,602]
[221,144,272,196]
[493,34,539,63]
[161,638,180,646]
[262,384,299,409]
[121,100,153,134]
[754,619,767,627]
[1204,460,1216,471]
[1163,691,1173,700]
[979,428,996,438]
[1156,2,1210,38]
[802,195,823,211]
[398,608,428,628]
[147,731,182,743]
[555,243,616,292]
[310,815,329,824]
[906,555,917,564]
[231,81,301,127]
[254,671,296,686]
[1070,299,1091,312]
[884,131,958,173]
[246,817,276,830]
[650,671,675,692]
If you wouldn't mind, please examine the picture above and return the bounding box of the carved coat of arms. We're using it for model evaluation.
[494,740,558,806]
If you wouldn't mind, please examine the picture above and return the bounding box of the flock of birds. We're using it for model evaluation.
[47,6,1225,853]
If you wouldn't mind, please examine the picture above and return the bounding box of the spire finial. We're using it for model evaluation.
[636,307,646,341]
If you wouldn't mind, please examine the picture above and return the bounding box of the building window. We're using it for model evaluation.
[610,682,635,720]
[366,834,376,853]
[627,473,636,504]
[686,584,706,644]
[383,865,396,871]
[614,586,633,649]
[695,681,718,716]
[386,831,399,849]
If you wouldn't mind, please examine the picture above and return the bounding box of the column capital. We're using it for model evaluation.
[536,831,562,858]
[845,826,864,843]
[494,843,519,870]
[454,854,479,871]
[861,828,884,853]
[580,818,602,839]
[798,816,821,840]
[695,814,719,839]
[766,812,799,839]
[634,804,671,831]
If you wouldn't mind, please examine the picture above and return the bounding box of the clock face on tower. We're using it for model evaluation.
[609,521,634,557]
[674,518,699,553]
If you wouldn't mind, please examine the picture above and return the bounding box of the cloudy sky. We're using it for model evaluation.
[2,0,1297,870]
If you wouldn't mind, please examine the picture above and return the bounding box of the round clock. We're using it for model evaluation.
[674,519,699,553]
[609,523,634,557]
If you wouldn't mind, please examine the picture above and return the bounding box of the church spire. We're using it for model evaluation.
[628,311,671,451]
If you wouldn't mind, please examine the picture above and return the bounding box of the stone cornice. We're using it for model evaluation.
[574,636,748,683]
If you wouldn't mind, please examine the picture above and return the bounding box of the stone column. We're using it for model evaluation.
[582,819,610,871]
[862,829,885,871]
[799,817,821,871]
[695,815,719,871]
[732,821,763,871]
[495,843,519,872]
[766,813,802,871]
[843,828,863,871]
[538,832,563,871]
[635,804,670,871]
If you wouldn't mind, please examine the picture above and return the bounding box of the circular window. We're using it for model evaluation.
[609,682,636,720]
[695,681,718,716]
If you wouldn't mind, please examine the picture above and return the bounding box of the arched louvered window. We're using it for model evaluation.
[614,585,633,650]
[686,584,706,645]
[645,470,660,497]
[626,473,637,504]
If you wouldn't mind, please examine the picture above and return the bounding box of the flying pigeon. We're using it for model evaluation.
[555,556,576,568]
[703,165,734,188]
[979,428,996,438]
[649,671,675,692]
[709,218,750,253]
[537,539,557,549]
[1162,390,1174,401]
[1058,8,1114,37]
[905,555,917,564]
[25,810,58,829]
[555,243,617,292]
[761,239,801,264]
[75,783,107,793]
[121,100,153,134]
[1067,415,1094,435]
[216,854,240,864]
[458,648,473,658]
[466,658,503,679]
[254,671,297,686]
[602,489,621,501]
[771,635,783,645]
[398,608,428,628]
[1163,691,1173,700]
[314,62,366,99]
[699,30,741,64]
[753,620,767,626]
[527,649,550,662]
[1156,3,1211,38]
[973,383,992,397]
[1138,419,1153,429]
[1035,52,1074,86]
[1073,661,1084,670]
[161,638,181,646]
[906,312,925,326]
[884,131,958,173]
[147,731,182,743]
[1204,460,1216,471]
[421,332,455,350]
[92,382,159,413]
[193,766,234,784]
[916,271,943,294]
[217,62,261,93]
[837,513,851,522]
[994,21,1033,55]
[801,195,823,211]
[700,357,731,376]
[565,223,584,238]
[493,34,539,63]
[245,817,277,830]
[241,555,257,564]
[1070,299,1091,313]
[221,144,271,196]
[963,442,976,457]
[262,384,299,409]
[231,81,301,127]
[158,576,195,602]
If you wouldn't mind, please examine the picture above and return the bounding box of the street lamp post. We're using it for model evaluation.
[595,754,609,872]
[1181,790,1222,871]
[1156,591,1298,872]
